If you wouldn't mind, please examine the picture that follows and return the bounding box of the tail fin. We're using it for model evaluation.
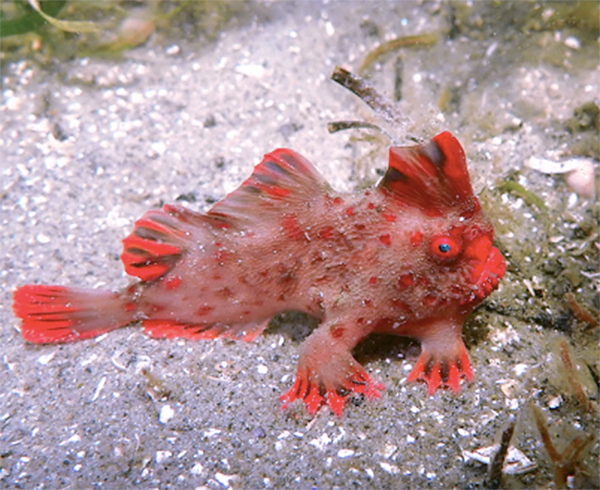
[12,285,134,344]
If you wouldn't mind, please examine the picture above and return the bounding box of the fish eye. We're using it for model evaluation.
[430,236,462,260]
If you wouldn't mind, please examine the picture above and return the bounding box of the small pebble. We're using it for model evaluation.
[159,405,175,424]
[166,44,180,56]
[257,364,268,374]
[155,451,172,464]
[379,462,399,475]
[565,159,595,198]
[215,472,237,487]
[37,353,55,365]
[253,427,266,439]
[36,233,50,244]
[513,363,528,376]
[548,396,562,409]
[564,36,581,50]
[235,63,268,79]
[337,449,354,459]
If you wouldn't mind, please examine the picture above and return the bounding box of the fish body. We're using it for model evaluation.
[13,132,505,416]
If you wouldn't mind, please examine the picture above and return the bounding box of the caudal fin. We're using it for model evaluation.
[12,285,134,344]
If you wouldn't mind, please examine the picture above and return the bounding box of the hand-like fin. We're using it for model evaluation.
[406,338,473,394]
[379,132,478,217]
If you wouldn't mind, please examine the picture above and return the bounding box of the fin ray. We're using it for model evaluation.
[121,204,204,282]
[207,149,331,226]
[143,319,269,342]
[13,285,132,343]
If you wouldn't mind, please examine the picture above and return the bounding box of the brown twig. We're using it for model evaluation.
[566,292,599,329]
[331,66,404,126]
[327,120,384,134]
[530,401,594,489]
[559,340,593,412]
[530,402,562,464]
[488,422,515,489]
[330,67,420,144]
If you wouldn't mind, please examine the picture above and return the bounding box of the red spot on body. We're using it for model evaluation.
[355,223,366,231]
[165,276,182,290]
[196,305,214,316]
[276,264,297,287]
[369,276,378,285]
[382,213,396,222]
[397,273,414,289]
[331,326,345,339]
[363,299,372,307]
[217,287,234,298]
[368,202,375,210]
[410,232,423,247]
[391,299,412,313]
[379,234,392,246]
[418,276,430,287]
[214,250,229,264]
[318,226,334,240]
[346,207,354,217]
[333,196,343,205]
[125,302,135,312]
[364,190,371,196]
[423,295,437,306]
[281,215,304,240]
[212,274,222,281]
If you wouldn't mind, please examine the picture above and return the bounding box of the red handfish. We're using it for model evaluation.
[13,132,505,416]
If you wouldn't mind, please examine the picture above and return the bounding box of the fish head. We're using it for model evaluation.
[379,132,505,308]
[417,210,506,306]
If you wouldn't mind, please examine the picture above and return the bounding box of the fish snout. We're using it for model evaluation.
[469,246,506,300]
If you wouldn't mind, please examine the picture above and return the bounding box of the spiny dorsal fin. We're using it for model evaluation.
[378,132,478,217]
[121,151,328,281]
[207,149,331,225]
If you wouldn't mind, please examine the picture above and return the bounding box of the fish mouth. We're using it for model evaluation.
[470,246,506,300]
[461,235,506,303]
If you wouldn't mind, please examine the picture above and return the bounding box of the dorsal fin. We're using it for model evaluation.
[121,204,204,282]
[378,132,478,217]
[122,150,328,281]
[207,149,331,225]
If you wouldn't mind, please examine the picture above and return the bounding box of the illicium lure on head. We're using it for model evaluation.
[13,68,505,416]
